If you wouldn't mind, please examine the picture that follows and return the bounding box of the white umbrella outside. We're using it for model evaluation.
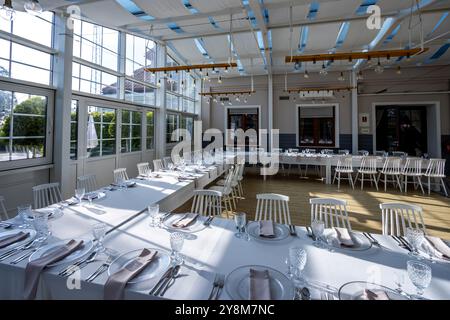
[87,114,99,149]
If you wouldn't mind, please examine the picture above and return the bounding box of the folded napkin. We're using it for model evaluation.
[334,227,355,247]
[426,236,450,259]
[259,220,276,238]
[24,239,84,299]
[249,269,271,300]
[104,248,157,300]
[172,213,199,228]
[364,289,390,300]
[0,231,29,249]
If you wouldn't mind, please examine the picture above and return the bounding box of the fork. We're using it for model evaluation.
[0,239,40,261]
[59,250,98,276]
[210,274,225,300]
[208,274,220,300]
[85,255,113,282]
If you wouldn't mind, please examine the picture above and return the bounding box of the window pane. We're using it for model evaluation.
[101,140,115,156]
[125,34,156,84]
[124,80,155,106]
[10,63,51,85]
[146,111,154,150]
[87,106,116,158]
[70,100,78,160]
[11,138,45,160]
[12,11,53,47]
[11,43,51,70]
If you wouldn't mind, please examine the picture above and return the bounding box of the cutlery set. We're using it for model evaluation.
[203,216,215,226]
[288,225,297,236]
[305,226,316,240]
[0,239,40,261]
[391,235,413,252]
[85,255,114,282]
[208,273,225,300]
[58,250,99,277]
[149,265,181,297]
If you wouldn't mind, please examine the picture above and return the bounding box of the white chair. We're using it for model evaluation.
[32,183,63,209]
[401,158,424,194]
[0,196,8,220]
[377,157,403,192]
[355,156,379,190]
[338,149,350,155]
[77,174,98,193]
[333,156,354,189]
[137,162,151,176]
[216,163,244,199]
[379,202,426,236]
[163,157,173,168]
[255,193,291,225]
[424,159,448,197]
[113,168,129,182]
[309,197,352,230]
[153,159,164,171]
[209,167,235,217]
[358,150,369,156]
[191,190,223,217]
[375,150,388,157]
[321,149,334,155]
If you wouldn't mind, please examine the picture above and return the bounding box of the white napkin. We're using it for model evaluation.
[334,227,355,247]
[259,220,276,238]
[249,269,271,300]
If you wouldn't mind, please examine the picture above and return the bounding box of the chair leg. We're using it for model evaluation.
[333,170,337,185]
[404,176,408,193]
[417,177,425,194]
[395,175,402,192]
[338,172,341,189]
[361,173,364,190]
[348,173,354,189]
[441,178,449,197]
[428,177,431,195]
[373,174,379,191]
[384,174,387,192]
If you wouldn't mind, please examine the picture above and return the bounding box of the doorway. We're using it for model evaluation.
[225,107,260,147]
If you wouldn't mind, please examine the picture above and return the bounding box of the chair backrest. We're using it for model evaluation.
[336,156,353,171]
[358,150,369,156]
[237,163,245,181]
[113,168,129,182]
[153,159,164,171]
[380,157,402,174]
[321,149,334,155]
[191,190,223,217]
[338,149,349,155]
[392,151,407,157]
[77,174,98,193]
[221,167,235,194]
[425,158,446,177]
[288,148,299,154]
[379,202,426,236]
[255,193,291,225]
[309,197,352,230]
[375,150,388,157]
[0,195,8,220]
[32,183,63,209]
[402,157,423,175]
[137,162,151,176]
[360,156,377,172]
[305,148,316,154]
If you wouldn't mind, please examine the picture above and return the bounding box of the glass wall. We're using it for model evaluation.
[121,110,141,153]
[87,106,116,157]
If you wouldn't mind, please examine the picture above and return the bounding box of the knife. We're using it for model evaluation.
[149,266,174,295]
[159,265,181,296]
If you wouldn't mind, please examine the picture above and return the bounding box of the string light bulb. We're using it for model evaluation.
[356,70,363,81]
[396,65,402,75]
[156,79,161,88]
[0,0,15,21]
[338,71,345,81]
[303,69,309,79]
[218,76,222,84]
[319,63,328,76]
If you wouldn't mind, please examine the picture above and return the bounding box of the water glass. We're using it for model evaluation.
[168,163,174,171]
[407,260,432,299]
[170,232,184,265]
[311,219,326,248]
[92,222,107,252]
[32,211,50,240]
[288,247,307,284]
[234,212,247,239]
[75,188,85,205]
[17,204,32,228]
[405,227,425,259]
[148,204,160,227]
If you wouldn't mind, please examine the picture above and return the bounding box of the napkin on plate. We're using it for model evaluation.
[425,236,450,259]
[334,227,355,247]
[104,248,157,300]
[23,239,84,299]
[259,220,276,238]
[249,268,271,300]
[0,231,29,249]
[364,289,390,300]
[172,213,199,228]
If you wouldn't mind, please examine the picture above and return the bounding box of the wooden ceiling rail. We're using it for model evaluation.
[199,90,256,96]
[145,62,237,73]
[284,86,354,93]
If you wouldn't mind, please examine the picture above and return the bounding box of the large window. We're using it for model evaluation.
[0,90,50,164]
[124,80,155,105]
[87,106,116,157]
[146,111,154,150]
[125,34,156,85]
[298,106,336,147]
[0,11,54,85]
[166,113,179,143]
[72,62,118,98]
[70,100,78,160]
[121,110,141,153]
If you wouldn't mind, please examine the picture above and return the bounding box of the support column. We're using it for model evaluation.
[156,44,167,158]
[351,70,358,154]
[268,74,273,151]
[51,13,74,199]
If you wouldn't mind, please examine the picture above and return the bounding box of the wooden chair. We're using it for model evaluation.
[137,162,151,176]
[377,157,403,192]
[77,174,98,193]
[255,193,291,225]
[32,182,63,209]
[0,196,8,220]
[113,168,129,182]
[309,197,352,230]
[379,202,426,236]
[424,159,448,197]
[401,158,424,194]
[355,156,379,190]
[153,159,164,171]
[333,156,354,189]
[191,190,223,217]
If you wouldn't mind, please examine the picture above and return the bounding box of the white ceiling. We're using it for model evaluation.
[17,0,450,76]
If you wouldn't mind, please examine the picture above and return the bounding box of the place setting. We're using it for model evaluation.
[162,213,208,234]
[245,218,291,243]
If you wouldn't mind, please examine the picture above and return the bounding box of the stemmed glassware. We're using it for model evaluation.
[405,227,425,259]
[234,212,248,240]
[75,188,85,206]
[92,222,107,253]
[170,232,184,265]
[148,204,160,227]
[17,204,32,228]
[287,246,307,285]
[168,163,174,171]
[311,219,326,248]
[407,260,432,299]
[32,210,51,242]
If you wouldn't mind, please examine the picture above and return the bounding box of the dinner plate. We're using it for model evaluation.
[29,239,94,267]
[107,249,171,284]
[0,228,36,250]
[225,265,295,300]
[82,191,106,201]
[338,281,409,300]
[324,229,372,251]
[246,221,290,242]
[163,213,206,233]
[34,207,64,219]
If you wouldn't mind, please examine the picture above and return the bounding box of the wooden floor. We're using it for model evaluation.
[174,169,450,240]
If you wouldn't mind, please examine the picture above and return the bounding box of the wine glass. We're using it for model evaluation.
[148,204,159,227]
[17,204,32,228]
[115,177,125,191]
[234,212,247,239]
[75,188,85,206]
[288,247,307,285]
[311,219,326,248]
[32,210,51,242]
[170,232,184,265]
[92,222,107,253]
[407,260,432,299]
[405,227,425,259]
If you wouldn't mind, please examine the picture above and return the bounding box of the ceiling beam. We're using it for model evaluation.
[248,0,272,74]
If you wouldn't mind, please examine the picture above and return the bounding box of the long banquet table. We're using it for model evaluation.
[1,161,449,300]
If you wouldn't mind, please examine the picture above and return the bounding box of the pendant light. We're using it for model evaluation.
[218,75,222,84]
[24,0,42,15]
[319,63,328,76]
[303,69,309,79]
[338,71,345,81]
[374,58,384,74]
[0,0,15,21]
[396,65,402,75]
[356,70,363,81]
